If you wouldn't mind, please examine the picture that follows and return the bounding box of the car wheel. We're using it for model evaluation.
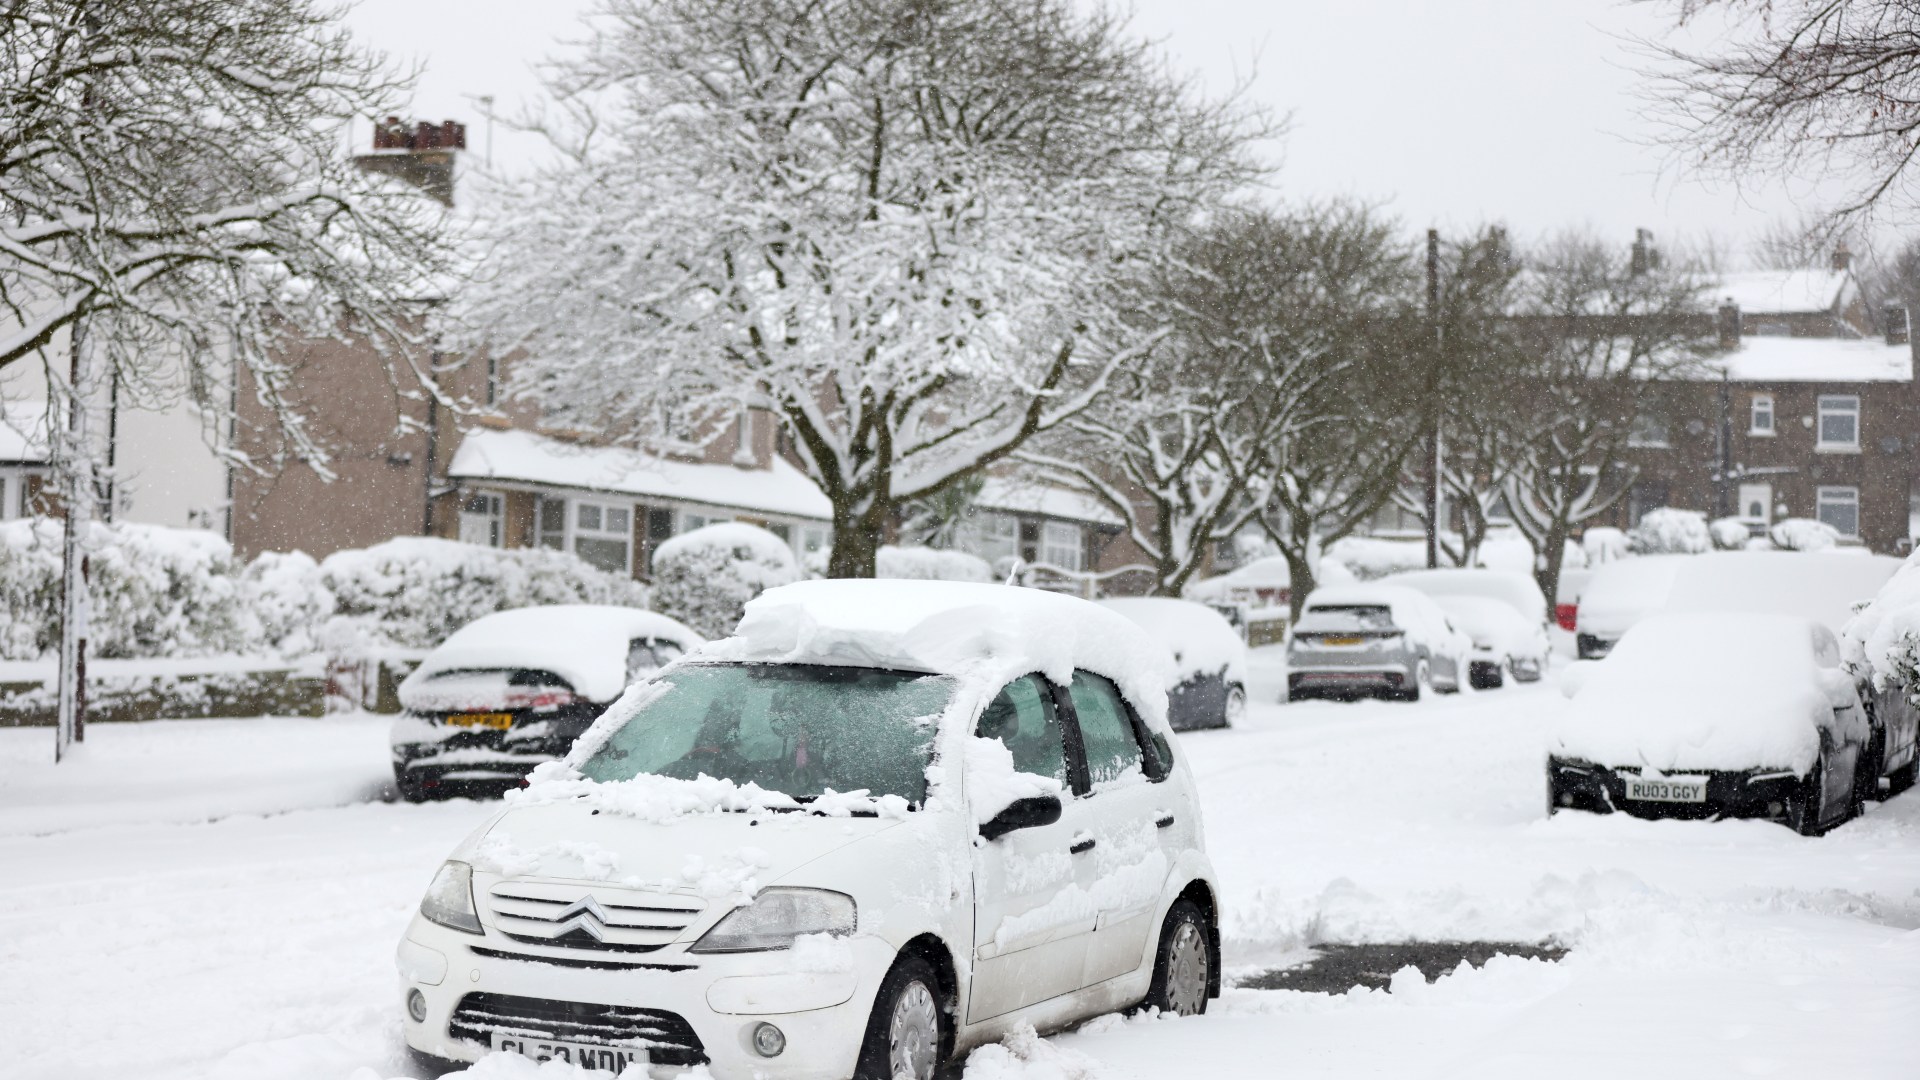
[1399,660,1429,702]
[854,954,946,1080]
[1888,753,1919,797]
[1142,898,1212,1016]
[1857,733,1886,803]
[394,768,431,804]
[1785,754,1829,837]
[1223,684,1247,727]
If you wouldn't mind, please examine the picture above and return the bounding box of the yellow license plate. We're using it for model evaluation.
[446,712,512,730]
[1321,635,1364,646]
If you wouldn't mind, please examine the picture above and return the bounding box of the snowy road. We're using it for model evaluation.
[4,676,1918,1080]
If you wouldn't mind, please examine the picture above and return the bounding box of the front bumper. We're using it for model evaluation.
[397,914,890,1080]
[1547,756,1805,821]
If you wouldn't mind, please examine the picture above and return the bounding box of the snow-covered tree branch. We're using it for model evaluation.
[456,0,1267,577]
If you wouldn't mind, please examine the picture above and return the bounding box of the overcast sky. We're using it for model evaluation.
[344,0,1852,269]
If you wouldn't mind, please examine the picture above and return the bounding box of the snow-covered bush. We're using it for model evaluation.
[319,537,649,651]
[241,551,335,655]
[0,518,253,660]
[1582,527,1628,565]
[876,545,993,583]
[1322,536,1426,581]
[1709,517,1752,550]
[1844,548,1920,694]
[650,523,799,638]
[1629,508,1710,555]
[1770,518,1840,552]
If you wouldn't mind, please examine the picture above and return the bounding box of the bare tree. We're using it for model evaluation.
[457,0,1266,577]
[1501,232,1713,605]
[1645,0,1920,218]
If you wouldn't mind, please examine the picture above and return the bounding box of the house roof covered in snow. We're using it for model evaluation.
[1699,335,1913,383]
[448,428,832,521]
[1709,269,1854,316]
[974,476,1124,526]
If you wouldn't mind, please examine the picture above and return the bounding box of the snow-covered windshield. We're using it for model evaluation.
[578,664,953,804]
[1298,605,1395,633]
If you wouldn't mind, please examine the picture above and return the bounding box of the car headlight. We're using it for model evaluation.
[688,888,855,953]
[420,860,483,934]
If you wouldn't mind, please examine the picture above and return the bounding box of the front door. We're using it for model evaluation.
[1738,482,1773,524]
[968,674,1096,1023]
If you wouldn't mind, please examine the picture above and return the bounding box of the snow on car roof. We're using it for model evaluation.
[1576,555,1689,637]
[404,605,703,703]
[1301,583,1463,651]
[707,579,1174,721]
[1552,612,1839,773]
[1665,551,1900,635]
[1098,597,1246,685]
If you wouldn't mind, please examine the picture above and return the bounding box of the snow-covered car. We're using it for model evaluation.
[1098,597,1248,730]
[1286,584,1468,702]
[389,606,704,802]
[1548,612,1871,835]
[1666,550,1913,799]
[1573,554,1687,658]
[395,580,1221,1079]
[1381,569,1550,689]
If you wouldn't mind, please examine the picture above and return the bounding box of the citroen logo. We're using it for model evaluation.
[551,896,610,942]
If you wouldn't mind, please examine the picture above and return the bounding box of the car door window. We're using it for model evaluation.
[1067,670,1146,786]
[976,674,1068,787]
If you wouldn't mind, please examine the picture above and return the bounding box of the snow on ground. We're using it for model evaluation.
[3,662,1918,1080]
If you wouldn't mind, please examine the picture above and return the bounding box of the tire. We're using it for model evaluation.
[1888,753,1919,797]
[1786,755,1829,837]
[1858,734,1887,803]
[853,955,947,1080]
[1141,898,1213,1017]
[394,767,431,804]
[1222,684,1247,728]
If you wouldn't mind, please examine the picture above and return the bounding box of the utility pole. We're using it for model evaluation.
[1425,228,1442,569]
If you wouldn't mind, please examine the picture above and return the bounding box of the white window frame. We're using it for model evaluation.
[971,511,1020,569]
[1749,393,1774,436]
[1817,486,1860,538]
[1627,408,1670,449]
[1041,520,1084,572]
[459,490,504,548]
[572,499,633,574]
[1817,395,1860,451]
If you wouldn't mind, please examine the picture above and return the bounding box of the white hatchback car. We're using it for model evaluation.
[397,580,1221,1079]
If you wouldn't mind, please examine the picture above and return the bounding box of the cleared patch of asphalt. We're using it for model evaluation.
[1237,941,1569,994]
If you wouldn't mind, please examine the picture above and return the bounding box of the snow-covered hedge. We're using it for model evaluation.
[1709,517,1752,550]
[1844,548,1920,695]
[319,537,649,651]
[1322,536,1426,581]
[1629,508,1711,555]
[1582,527,1628,565]
[876,544,993,583]
[1770,518,1840,552]
[651,522,799,638]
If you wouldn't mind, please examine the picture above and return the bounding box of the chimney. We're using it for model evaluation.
[1832,241,1852,272]
[355,117,465,206]
[1717,301,1742,350]
[1630,228,1653,277]
[1887,303,1911,346]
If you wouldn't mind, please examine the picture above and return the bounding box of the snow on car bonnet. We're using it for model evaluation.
[709,579,1174,716]
[401,605,702,705]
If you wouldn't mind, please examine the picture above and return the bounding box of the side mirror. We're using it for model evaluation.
[979,794,1062,842]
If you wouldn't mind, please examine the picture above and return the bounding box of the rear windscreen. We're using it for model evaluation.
[1297,606,1395,633]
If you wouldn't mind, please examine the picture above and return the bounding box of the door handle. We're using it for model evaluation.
[1069,838,1096,854]
[1155,814,1175,829]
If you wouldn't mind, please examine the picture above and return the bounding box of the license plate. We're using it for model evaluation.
[491,1033,645,1071]
[447,712,512,730]
[1320,635,1363,646]
[1624,776,1708,803]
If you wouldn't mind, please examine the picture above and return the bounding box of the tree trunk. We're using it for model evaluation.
[1534,515,1571,616]
[1283,546,1317,623]
[825,498,885,578]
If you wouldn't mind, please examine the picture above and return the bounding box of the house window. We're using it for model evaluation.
[1628,407,1670,448]
[1817,487,1860,538]
[1817,395,1860,450]
[536,496,567,550]
[799,525,831,564]
[1041,521,1084,572]
[972,512,1020,568]
[573,500,633,574]
[682,511,730,533]
[1749,394,1774,436]
[1628,481,1668,527]
[458,491,504,547]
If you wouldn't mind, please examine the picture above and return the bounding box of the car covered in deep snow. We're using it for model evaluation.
[1548,612,1871,834]
[395,580,1221,1079]
[1099,597,1248,729]
[389,605,704,801]
[1382,569,1550,689]
[1285,583,1469,702]
[1573,555,1687,659]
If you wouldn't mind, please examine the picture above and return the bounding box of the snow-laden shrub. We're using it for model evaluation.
[319,537,649,650]
[1582,527,1628,565]
[0,518,253,660]
[1844,547,1920,695]
[1709,517,1752,550]
[650,523,799,638]
[876,544,993,583]
[1629,508,1710,555]
[1322,536,1425,581]
[242,551,335,655]
[1770,517,1840,552]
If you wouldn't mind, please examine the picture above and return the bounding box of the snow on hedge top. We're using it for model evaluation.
[1098,597,1247,685]
[1552,612,1855,773]
[708,579,1174,722]
[1575,555,1688,637]
[403,605,702,704]
[1300,583,1469,656]
[1630,508,1711,555]
[652,521,797,572]
[1842,547,1920,691]
[876,545,993,583]
[1382,568,1548,625]
[1667,551,1898,636]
